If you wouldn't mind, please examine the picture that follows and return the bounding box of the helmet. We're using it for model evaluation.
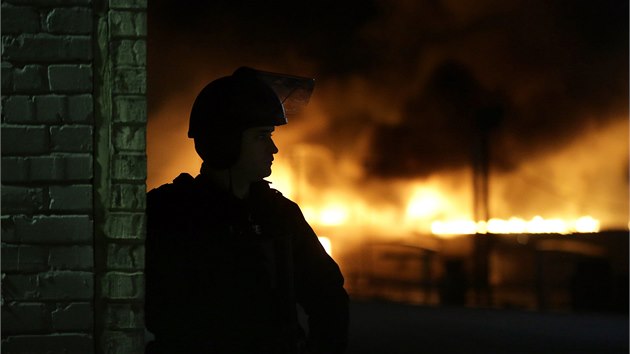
[189,67,314,168]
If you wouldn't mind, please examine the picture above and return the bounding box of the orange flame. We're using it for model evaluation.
[269,154,602,239]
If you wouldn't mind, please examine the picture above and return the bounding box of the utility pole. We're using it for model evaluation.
[471,104,503,307]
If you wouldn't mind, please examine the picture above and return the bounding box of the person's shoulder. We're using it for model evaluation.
[274,190,299,210]
[253,181,295,204]
[251,181,303,216]
[147,173,196,207]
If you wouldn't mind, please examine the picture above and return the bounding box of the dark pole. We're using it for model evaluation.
[472,105,503,307]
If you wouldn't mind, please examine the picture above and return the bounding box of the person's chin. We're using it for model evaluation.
[255,166,272,179]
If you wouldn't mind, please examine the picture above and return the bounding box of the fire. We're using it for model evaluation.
[268,153,603,239]
[261,128,623,242]
[303,205,349,227]
[574,216,601,233]
[320,206,350,226]
[406,188,443,219]
[431,215,600,236]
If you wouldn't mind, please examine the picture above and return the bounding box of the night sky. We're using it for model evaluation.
[148,0,628,179]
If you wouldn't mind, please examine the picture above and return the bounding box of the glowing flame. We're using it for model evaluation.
[266,151,605,241]
[320,206,349,226]
[303,206,349,227]
[574,216,601,233]
[431,215,600,236]
[406,188,443,219]
[431,220,478,236]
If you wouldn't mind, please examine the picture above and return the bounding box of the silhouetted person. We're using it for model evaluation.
[145,67,349,354]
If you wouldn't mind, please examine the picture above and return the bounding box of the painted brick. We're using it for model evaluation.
[1,244,48,272]
[19,246,48,272]
[2,62,13,92]
[109,0,147,9]
[1,125,49,155]
[1,302,49,334]
[51,302,93,331]
[106,244,144,270]
[113,96,146,123]
[13,64,46,93]
[113,67,145,94]
[2,95,35,123]
[1,34,92,62]
[113,125,145,152]
[1,156,29,182]
[101,272,143,300]
[109,10,146,37]
[12,215,92,244]
[2,274,41,301]
[111,39,146,66]
[48,185,92,211]
[3,271,93,301]
[48,64,92,93]
[0,2,148,351]
[50,125,93,152]
[101,330,145,354]
[29,155,65,181]
[1,244,20,270]
[1,334,93,354]
[34,95,66,123]
[28,154,93,182]
[112,154,146,180]
[2,215,17,242]
[105,303,143,329]
[1,4,41,34]
[110,184,146,210]
[1,186,45,214]
[65,154,93,180]
[49,246,93,270]
[67,94,93,123]
[104,213,145,240]
[45,7,92,34]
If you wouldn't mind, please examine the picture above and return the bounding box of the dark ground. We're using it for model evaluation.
[345,301,629,354]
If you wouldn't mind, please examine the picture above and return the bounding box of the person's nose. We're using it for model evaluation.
[269,138,279,154]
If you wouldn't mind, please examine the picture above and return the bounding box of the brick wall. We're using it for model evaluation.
[1,0,147,353]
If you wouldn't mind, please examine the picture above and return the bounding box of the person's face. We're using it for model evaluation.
[231,126,279,182]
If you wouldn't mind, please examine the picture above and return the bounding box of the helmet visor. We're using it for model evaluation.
[249,69,315,116]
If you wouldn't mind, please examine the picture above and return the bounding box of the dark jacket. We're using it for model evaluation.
[145,173,349,354]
